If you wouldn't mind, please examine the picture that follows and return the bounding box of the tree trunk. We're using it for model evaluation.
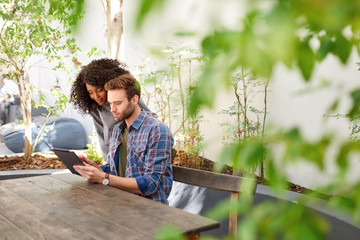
[16,70,32,160]
[102,0,124,60]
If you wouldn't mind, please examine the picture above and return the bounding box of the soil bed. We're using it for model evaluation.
[0,153,66,171]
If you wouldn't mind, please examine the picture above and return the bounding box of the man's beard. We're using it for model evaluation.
[114,101,134,122]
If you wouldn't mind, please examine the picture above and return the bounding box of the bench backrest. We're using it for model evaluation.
[172,163,257,238]
[173,165,256,194]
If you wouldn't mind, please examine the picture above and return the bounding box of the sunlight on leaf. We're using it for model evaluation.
[237,200,329,240]
[297,39,315,81]
[155,224,185,240]
[348,89,360,120]
[333,33,352,64]
[135,0,167,30]
[316,35,334,61]
[216,138,265,173]
[336,141,360,179]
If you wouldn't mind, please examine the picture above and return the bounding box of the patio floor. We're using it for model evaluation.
[0,142,14,155]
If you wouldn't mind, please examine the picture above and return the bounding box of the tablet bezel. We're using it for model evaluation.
[52,148,84,175]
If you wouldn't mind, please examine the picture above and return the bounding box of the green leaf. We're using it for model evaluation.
[348,89,360,120]
[265,1,297,67]
[297,39,315,81]
[265,160,289,193]
[155,224,185,240]
[333,33,352,64]
[205,198,232,221]
[135,0,167,30]
[238,216,258,240]
[217,138,265,173]
[328,99,339,112]
[280,128,330,169]
[316,35,334,61]
[336,141,360,174]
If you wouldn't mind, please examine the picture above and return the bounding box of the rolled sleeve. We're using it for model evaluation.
[135,176,149,194]
[140,125,172,196]
[100,164,110,173]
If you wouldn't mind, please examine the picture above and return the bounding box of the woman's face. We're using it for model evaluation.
[86,83,107,106]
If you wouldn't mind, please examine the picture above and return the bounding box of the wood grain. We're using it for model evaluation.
[0,184,90,240]
[0,174,219,239]
[173,165,257,193]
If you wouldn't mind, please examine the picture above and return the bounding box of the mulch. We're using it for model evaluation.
[0,153,66,171]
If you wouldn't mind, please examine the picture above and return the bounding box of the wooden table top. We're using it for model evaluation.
[0,173,219,240]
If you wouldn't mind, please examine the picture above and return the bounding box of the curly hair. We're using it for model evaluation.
[70,58,129,115]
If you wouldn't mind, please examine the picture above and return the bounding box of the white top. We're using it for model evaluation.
[1,80,19,102]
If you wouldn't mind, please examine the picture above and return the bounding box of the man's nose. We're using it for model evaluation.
[110,104,115,112]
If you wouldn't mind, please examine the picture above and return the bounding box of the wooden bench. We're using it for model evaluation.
[172,165,257,238]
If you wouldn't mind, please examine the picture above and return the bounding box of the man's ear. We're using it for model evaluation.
[132,95,139,105]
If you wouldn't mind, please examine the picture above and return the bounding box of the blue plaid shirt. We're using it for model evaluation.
[100,110,174,204]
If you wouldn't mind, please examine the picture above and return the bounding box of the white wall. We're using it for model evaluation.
[30,0,360,189]
[269,51,360,188]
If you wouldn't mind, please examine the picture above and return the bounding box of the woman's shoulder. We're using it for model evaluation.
[96,103,111,117]
[98,104,116,126]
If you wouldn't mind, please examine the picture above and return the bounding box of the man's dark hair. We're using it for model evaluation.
[104,74,141,101]
[2,74,10,80]
[70,58,129,114]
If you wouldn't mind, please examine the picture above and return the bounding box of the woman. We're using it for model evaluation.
[70,58,155,160]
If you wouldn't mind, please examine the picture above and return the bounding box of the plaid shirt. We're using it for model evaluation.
[100,110,174,204]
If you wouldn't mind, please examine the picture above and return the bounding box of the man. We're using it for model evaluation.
[0,74,19,125]
[74,74,174,204]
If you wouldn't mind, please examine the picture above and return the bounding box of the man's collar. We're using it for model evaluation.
[130,109,146,130]
[116,109,146,132]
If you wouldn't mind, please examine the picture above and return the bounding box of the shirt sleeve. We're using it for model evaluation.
[2,81,19,96]
[135,176,149,193]
[136,124,172,196]
[99,164,111,173]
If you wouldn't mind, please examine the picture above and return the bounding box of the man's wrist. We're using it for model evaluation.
[101,172,105,183]
[101,172,110,185]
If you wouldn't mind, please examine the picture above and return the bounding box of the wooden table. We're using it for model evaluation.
[0,173,219,239]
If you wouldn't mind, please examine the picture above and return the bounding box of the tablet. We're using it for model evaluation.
[52,148,84,175]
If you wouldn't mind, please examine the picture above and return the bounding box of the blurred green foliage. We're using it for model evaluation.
[134,0,360,239]
[191,0,360,115]
[85,128,104,164]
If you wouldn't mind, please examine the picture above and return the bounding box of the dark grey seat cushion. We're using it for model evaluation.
[4,118,87,153]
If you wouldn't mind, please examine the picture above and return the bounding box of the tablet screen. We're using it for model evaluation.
[52,148,84,175]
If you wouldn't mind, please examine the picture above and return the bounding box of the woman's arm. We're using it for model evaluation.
[91,111,108,160]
